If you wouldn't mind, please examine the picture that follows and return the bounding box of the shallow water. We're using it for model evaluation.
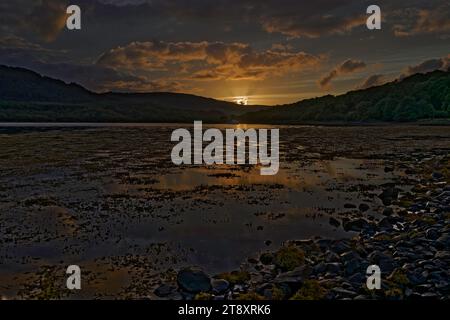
[0,124,449,298]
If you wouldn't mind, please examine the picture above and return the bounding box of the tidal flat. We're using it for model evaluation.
[0,124,449,299]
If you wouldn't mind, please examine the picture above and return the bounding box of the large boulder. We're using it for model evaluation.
[177,267,211,293]
[343,218,371,232]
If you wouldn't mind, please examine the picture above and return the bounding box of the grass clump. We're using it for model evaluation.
[215,270,250,285]
[273,246,305,271]
[236,292,265,300]
[387,269,410,287]
[194,292,213,300]
[385,287,403,299]
[384,269,410,299]
[290,280,327,300]
[267,286,286,300]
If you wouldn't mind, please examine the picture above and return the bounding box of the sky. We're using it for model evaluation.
[0,0,449,105]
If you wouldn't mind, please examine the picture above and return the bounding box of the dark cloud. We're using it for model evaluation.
[401,55,450,78]
[29,0,69,42]
[93,0,365,39]
[259,0,367,38]
[358,74,387,90]
[391,3,450,37]
[94,0,450,38]
[319,59,366,88]
[339,60,367,73]
[0,44,184,93]
[1,0,69,42]
[0,36,49,52]
[98,0,147,5]
[2,0,450,45]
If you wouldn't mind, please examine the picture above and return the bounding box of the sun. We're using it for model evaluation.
[234,96,248,105]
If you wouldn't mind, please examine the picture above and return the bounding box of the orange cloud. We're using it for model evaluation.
[97,41,322,81]
[262,14,366,38]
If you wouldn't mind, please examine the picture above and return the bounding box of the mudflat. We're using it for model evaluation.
[0,124,449,299]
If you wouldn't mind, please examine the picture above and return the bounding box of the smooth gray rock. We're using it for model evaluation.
[211,279,230,294]
[177,267,211,293]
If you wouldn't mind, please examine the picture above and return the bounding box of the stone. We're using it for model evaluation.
[331,240,351,254]
[274,265,311,287]
[259,252,273,265]
[434,251,450,260]
[331,287,357,298]
[368,251,395,273]
[340,251,361,262]
[344,259,360,275]
[312,262,326,275]
[343,218,371,232]
[435,233,450,249]
[421,292,439,299]
[325,251,340,262]
[211,279,230,294]
[378,217,394,230]
[407,271,427,285]
[378,186,399,206]
[425,228,440,240]
[154,284,177,297]
[382,207,394,216]
[325,262,342,274]
[431,172,444,181]
[359,203,370,212]
[329,217,340,228]
[348,273,365,285]
[177,267,211,293]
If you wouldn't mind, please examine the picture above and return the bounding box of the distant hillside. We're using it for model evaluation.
[0,65,264,122]
[0,65,449,123]
[239,70,450,123]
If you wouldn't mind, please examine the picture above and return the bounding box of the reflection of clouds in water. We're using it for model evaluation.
[153,157,388,191]
[3,125,441,297]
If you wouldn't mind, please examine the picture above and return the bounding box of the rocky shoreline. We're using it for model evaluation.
[155,155,450,300]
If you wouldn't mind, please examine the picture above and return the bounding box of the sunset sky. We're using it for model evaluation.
[1,0,449,105]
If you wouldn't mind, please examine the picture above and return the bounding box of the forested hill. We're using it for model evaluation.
[0,65,265,122]
[0,65,449,123]
[239,69,450,123]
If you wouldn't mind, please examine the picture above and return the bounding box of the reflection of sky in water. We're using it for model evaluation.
[120,157,394,273]
[154,157,387,191]
[0,155,397,277]
[3,125,441,297]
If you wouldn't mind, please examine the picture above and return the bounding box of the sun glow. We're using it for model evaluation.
[234,96,248,105]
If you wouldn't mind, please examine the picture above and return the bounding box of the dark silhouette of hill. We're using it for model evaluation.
[0,65,449,123]
[0,65,263,122]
